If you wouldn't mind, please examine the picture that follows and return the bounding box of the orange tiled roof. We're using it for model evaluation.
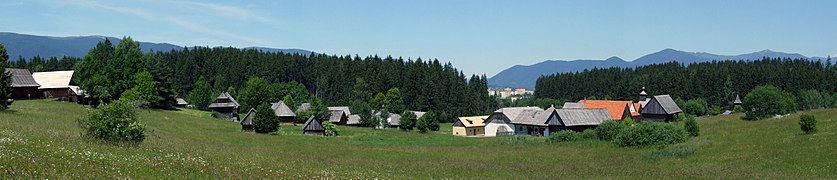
[577,100,638,120]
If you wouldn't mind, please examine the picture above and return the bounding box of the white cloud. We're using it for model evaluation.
[183,1,272,22]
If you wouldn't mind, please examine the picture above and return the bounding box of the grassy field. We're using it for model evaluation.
[1,100,836,178]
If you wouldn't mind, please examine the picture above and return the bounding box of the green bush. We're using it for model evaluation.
[743,85,797,120]
[684,115,699,137]
[799,115,816,134]
[580,129,597,140]
[614,122,688,147]
[621,116,635,126]
[79,100,146,142]
[322,121,339,136]
[416,116,428,133]
[682,99,707,117]
[708,105,722,116]
[253,103,279,133]
[733,105,745,113]
[595,120,625,141]
[399,111,417,131]
[547,130,581,143]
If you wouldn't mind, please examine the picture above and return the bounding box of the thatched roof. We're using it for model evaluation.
[302,116,324,131]
[271,101,296,117]
[4,68,40,87]
[208,92,239,108]
[240,108,257,126]
[551,108,612,126]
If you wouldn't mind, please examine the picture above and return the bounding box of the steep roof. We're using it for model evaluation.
[4,68,40,87]
[640,95,683,115]
[208,92,240,108]
[327,106,351,115]
[328,110,346,123]
[271,101,296,117]
[347,114,361,125]
[302,116,324,131]
[297,103,311,112]
[493,107,543,121]
[176,98,188,105]
[240,108,257,126]
[733,94,742,104]
[552,108,612,126]
[31,70,74,89]
[454,116,489,128]
[577,100,638,119]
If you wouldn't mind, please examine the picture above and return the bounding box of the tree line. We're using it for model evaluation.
[72,37,496,121]
[8,55,80,72]
[535,58,837,109]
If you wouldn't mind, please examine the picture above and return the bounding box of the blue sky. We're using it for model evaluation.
[2,0,836,76]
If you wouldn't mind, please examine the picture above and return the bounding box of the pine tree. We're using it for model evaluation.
[0,43,12,110]
[399,110,417,131]
[253,103,279,133]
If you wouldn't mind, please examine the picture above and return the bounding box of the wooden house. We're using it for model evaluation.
[549,108,613,132]
[346,114,361,126]
[483,106,542,137]
[31,70,83,102]
[452,116,488,136]
[240,108,256,132]
[640,95,683,122]
[4,68,41,99]
[271,101,297,124]
[564,99,640,121]
[326,106,351,125]
[208,92,240,120]
[302,116,325,136]
[386,110,425,128]
[175,97,189,108]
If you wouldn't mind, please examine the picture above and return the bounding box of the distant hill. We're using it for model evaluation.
[0,32,312,59]
[489,49,828,89]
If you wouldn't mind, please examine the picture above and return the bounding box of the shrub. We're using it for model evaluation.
[547,130,580,143]
[708,105,722,116]
[798,89,827,110]
[580,129,597,140]
[595,120,625,141]
[614,122,688,147]
[79,100,146,142]
[682,99,707,117]
[621,116,635,126]
[416,116,429,133]
[684,115,699,137]
[732,105,745,113]
[799,115,816,134]
[743,85,797,120]
[253,103,279,133]
[423,111,440,131]
[399,111,417,131]
[322,121,339,136]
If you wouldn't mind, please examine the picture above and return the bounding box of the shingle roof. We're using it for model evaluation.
[271,101,296,117]
[208,92,240,108]
[733,94,742,104]
[494,107,542,121]
[455,116,489,127]
[328,106,351,115]
[347,114,361,125]
[562,102,585,109]
[297,103,311,112]
[31,70,74,89]
[302,116,324,131]
[552,108,612,126]
[328,110,346,123]
[653,95,682,114]
[388,113,402,126]
[4,68,40,87]
[240,108,257,126]
[176,98,188,105]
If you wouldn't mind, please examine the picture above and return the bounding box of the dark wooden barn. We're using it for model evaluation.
[4,68,41,99]
[209,92,240,120]
[240,108,256,132]
[640,95,683,122]
[548,108,613,132]
[302,116,325,136]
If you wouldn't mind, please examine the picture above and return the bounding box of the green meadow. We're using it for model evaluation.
[1,100,835,178]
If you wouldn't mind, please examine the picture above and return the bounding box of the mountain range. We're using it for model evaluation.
[489,49,833,89]
[0,32,312,60]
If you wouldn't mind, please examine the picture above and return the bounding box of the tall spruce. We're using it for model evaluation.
[0,43,12,110]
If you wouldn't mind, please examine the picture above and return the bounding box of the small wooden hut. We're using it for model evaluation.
[240,108,256,132]
[3,68,41,99]
[302,116,325,136]
[271,101,297,124]
[639,95,683,122]
[208,92,240,120]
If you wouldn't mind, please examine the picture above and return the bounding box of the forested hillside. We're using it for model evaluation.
[70,38,496,119]
[534,58,837,107]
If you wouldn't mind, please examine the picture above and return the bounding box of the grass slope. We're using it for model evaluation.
[1,100,836,178]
